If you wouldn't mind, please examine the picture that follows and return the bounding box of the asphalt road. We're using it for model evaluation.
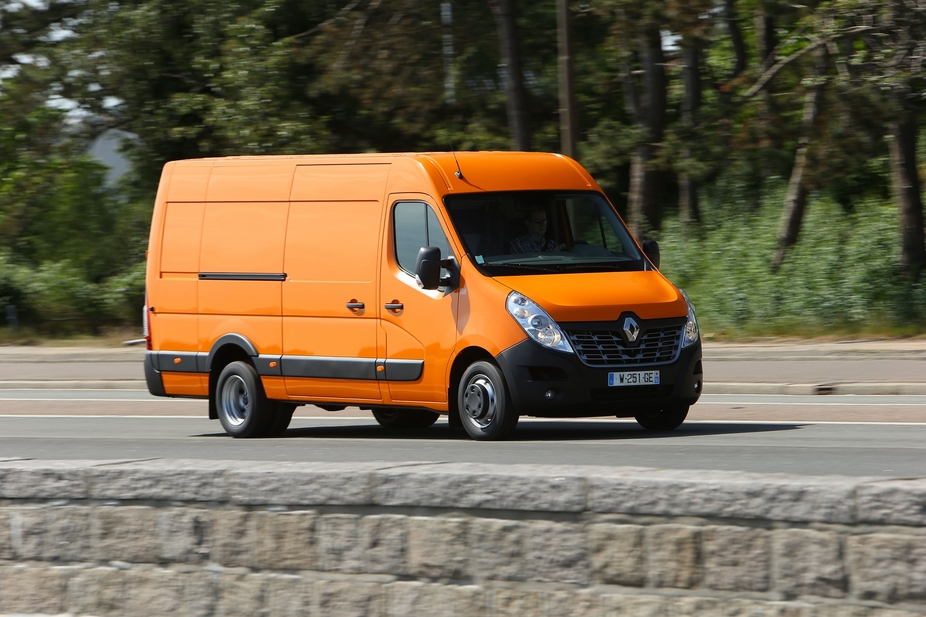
[1,390,925,477]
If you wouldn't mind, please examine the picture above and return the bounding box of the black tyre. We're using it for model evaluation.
[372,408,440,430]
[458,361,518,441]
[266,403,297,437]
[634,405,690,431]
[215,361,274,438]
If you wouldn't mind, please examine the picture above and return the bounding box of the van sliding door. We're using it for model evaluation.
[282,164,390,401]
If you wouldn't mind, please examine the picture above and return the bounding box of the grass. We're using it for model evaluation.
[655,182,926,339]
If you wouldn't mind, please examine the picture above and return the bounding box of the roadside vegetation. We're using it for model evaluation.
[0,0,924,339]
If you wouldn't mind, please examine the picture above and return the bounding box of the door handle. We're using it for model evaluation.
[384,302,404,312]
[346,301,365,310]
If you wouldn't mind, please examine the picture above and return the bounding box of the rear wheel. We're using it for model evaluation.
[372,408,440,430]
[458,361,518,441]
[634,405,689,431]
[215,361,273,438]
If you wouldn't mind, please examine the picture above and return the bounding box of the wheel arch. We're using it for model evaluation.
[447,346,496,417]
[206,334,259,420]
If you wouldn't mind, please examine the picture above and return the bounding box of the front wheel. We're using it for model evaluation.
[634,405,689,431]
[215,361,274,438]
[372,408,440,430]
[458,361,518,441]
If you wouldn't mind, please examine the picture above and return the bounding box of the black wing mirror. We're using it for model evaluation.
[642,239,660,269]
[415,246,442,290]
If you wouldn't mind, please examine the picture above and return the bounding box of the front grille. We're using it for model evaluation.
[566,325,682,367]
[591,385,673,402]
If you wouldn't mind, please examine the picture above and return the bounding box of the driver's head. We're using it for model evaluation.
[525,208,548,233]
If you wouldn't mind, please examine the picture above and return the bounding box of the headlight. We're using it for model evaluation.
[506,292,574,353]
[679,290,699,348]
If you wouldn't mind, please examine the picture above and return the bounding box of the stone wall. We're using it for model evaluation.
[0,460,925,616]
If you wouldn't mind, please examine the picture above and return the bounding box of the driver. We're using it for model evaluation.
[509,208,564,253]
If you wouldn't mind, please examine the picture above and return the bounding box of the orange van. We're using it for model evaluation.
[144,152,702,440]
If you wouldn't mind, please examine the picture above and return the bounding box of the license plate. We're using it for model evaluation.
[608,371,660,387]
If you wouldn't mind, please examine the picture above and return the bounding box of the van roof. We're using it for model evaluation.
[175,151,596,194]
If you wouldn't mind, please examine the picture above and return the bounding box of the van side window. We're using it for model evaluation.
[393,201,454,275]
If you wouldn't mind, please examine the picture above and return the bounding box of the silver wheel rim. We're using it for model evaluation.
[462,374,497,428]
[220,374,250,427]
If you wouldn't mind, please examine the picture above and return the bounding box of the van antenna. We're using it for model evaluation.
[449,143,464,180]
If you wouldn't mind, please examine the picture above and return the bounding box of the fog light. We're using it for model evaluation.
[694,381,702,393]
[544,390,555,400]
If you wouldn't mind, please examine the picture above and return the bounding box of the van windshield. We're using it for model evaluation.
[443,191,645,275]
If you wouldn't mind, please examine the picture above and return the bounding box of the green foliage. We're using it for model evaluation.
[659,185,926,336]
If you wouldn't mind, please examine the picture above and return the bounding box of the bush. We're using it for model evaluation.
[657,184,926,337]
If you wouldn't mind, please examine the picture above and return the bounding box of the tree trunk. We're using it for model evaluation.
[678,42,701,225]
[626,26,666,238]
[889,111,926,278]
[770,49,826,272]
[489,0,530,151]
[725,0,746,79]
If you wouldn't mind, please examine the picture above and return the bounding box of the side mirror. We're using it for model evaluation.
[642,239,660,269]
[415,246,442,290]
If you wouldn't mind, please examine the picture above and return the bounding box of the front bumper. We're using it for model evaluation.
[495,338,702,417]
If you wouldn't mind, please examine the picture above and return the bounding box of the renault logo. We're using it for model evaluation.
[622,317,640,343]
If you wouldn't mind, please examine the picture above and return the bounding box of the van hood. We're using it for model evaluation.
[494,271,686,322]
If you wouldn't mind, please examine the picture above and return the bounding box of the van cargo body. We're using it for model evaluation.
[145,152,702,440]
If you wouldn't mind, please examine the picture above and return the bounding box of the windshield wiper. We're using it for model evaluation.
[481,262,562,273]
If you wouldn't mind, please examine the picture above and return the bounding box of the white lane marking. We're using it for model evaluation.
[0,416,924,426]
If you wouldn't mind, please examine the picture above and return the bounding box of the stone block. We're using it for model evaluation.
[254,510,317,571]
[408,517,469,579]
[646,525,700,589]
[849,533,926,603]
[216,573,265,617]
[263,573,311,617]
[48,505,93,562]
[66,566,124,617]
[317,513,364,573]
[228,461,384,506]
[588,469,859,523]
[315,579,384,617]
[87,459,228,502]
[387,581,448,617]
[212,509,255,567]
[183,571,221,617]
[159,508,213,563]
[0,509,10,560]
[373,463,587,512]
[600,593,669,616]
[0,565,69,614]
[448,584,489,617]
[545,590,604,617]
[587,523,645,586]
[772,529,847,598]
[0,461,87,499]
[95,506,160,563]
[121,568,185,615]
[468,518,528,581]
[494,588,544,616]
[857,478,926,527]
[703,526,770,592]
[526,520,590,584]
[11,506,48,560]
[363,514,408,575]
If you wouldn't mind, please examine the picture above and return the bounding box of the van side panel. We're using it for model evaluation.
[158,203,204,314]
[161,373,208,397]
[207,162,293,202]
[283,164,389,401]
[198,201,288,316]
